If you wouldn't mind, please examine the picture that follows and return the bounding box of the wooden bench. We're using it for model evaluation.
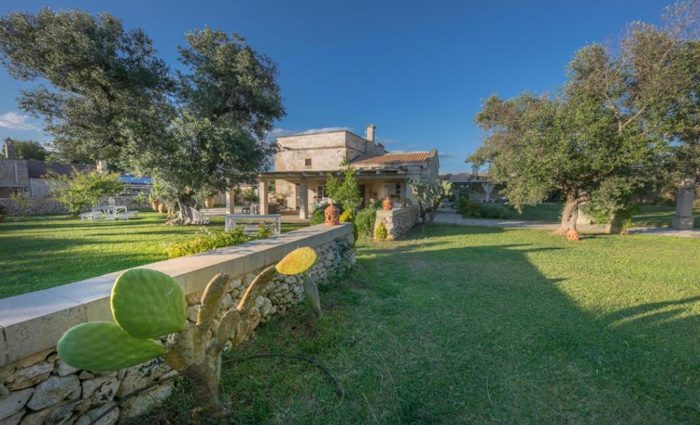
[224,214,282,236]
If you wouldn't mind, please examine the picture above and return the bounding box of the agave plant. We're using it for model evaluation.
[58,247,318,418]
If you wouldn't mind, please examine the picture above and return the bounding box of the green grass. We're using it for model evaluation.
[0,213,306,299]
[137,225,700,424]
[510,202,700,228]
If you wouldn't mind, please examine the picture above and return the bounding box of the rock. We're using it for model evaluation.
[15,350,53,369]
[0,389,33,421]
[116,360,169,398]
[26,375,80,411]
[6,362,53,391]
[220,293,234,309]
[78,371,94,380]
[120,382,173,418]
[74,404,118,425]
[0,409,25,425]
[19,400,78,425]
[0,384,9,397]
[55,360,80,377]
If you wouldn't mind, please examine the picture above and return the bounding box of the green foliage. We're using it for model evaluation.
[477,203,511,219]
[111,269,186,339]
[374,222,388,240]
[4,139,46,160]
[457,198,510,219]
[241,188,259,204]
[457,198,481,217]
[0,11,284,224]
[325,162,362,212]
[410,179,452,225]
[339,209,358,241]
[48,169,123,216]
[468,4,700,232]
[163,227,253,258]
[57,322,165,371]
[355,207,377,238]
[9,192,29,215]
[0,9,172,164]
[133,192,147,208]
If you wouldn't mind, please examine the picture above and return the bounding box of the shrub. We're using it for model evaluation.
[48,169,123,216]
[457,198,481,217]
[164,227,252,258]
[339,209,358,241]
[477,203,511,219]
[374,222,388,240]
[355,207,377,238]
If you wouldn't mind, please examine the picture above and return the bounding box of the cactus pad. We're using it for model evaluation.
[57,322,164,371]
[111,269,186,339]
[275,247,317,275]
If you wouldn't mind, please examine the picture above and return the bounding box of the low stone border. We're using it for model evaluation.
[0,223,354,424]
[375,206,418,240]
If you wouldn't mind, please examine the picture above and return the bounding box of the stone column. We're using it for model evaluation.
[481,182,495,203]
[672,177,697,230]
[299,178,309,220]
[258,179,269,215]
[225,187,235,214]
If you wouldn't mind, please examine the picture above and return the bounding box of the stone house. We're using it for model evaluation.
[228,125,440,218]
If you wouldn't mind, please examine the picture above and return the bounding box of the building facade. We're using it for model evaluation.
[227,125,440,219]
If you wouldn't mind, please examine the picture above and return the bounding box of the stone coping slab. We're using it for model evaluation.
[0,223,352,367]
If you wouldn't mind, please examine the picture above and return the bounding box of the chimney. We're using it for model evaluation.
[365,124,376,143]
[3,139,15,159]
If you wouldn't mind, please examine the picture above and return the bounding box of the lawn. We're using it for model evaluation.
[0,213,306,299]
[510,202,700,228]
[135,225,700,424]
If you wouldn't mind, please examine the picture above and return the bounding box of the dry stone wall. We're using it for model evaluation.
[0,225,354,424]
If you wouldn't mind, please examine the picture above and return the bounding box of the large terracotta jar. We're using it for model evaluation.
[324,202,340,225]
[158,202,167,214]
[151,200,161,212]
[204,197,215,209]
[382,197,393,211]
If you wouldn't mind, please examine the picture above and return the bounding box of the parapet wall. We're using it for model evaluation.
[375,206,418,240]
[0,224,355,424]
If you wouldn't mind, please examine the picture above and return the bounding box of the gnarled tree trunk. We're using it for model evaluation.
[559,194,580,234]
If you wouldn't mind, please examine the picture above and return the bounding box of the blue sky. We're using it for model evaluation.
[0,0,670,172]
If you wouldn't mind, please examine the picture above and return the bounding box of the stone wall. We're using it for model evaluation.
[374,206,418,240]
[0,224,354,424]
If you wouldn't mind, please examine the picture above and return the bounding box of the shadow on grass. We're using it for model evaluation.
[131,224,699,424]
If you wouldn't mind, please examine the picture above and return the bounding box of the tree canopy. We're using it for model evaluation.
[468,0,699,234]
[3,138,47,160]
[0,10,285,224]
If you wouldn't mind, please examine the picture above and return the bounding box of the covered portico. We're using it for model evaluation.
[245,169,411,219]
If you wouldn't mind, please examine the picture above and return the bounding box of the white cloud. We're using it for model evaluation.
[0,112,37,131]
[439,152,462,159]
[270,127,351,138]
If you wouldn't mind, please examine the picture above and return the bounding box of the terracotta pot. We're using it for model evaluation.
[324,202,340,225]
[150,200,160,211]
[158,203,167,214]
[382,197,393,211]
[204,197,215,209]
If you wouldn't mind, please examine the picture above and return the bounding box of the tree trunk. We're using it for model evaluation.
[559,195,579,234]
[179,356,225,419]
[167,196,209,225]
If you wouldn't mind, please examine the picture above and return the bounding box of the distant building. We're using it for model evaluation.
[236,124,440,218]
[0,140,150,198]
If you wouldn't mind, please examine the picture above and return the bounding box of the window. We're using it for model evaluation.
[304,158,312,167]
[317,185,326,199]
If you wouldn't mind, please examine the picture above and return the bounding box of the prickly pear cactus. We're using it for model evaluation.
[276,247,318,275]
[57,246,321,419]
[57,322,164,371]
[111,269,186,338]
